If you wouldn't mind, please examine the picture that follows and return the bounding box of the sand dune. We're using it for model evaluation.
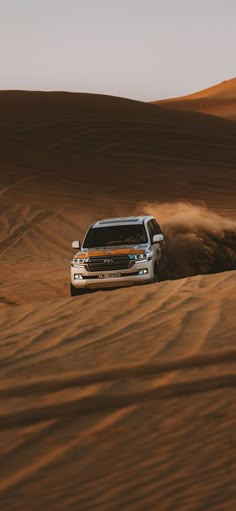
[152,78,236,120]
[1,90,236,211]
[0,90,236,510]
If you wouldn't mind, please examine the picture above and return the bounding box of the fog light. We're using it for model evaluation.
[138,269,148,275]
[74,274,83,280]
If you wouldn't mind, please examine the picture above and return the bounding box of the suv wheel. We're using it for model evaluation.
[70,283,83,297]
[153,263,160,283]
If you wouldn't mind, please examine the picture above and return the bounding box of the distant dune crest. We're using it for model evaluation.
[175,78,236,100]
[152,78,236,120]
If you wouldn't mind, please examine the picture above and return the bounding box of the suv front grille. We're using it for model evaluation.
[87,255,134,272]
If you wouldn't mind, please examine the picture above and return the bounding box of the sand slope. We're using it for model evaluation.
[1,90,236,212]
[152,78,236,120]
[1,273,236,510]
[0,91,236,510]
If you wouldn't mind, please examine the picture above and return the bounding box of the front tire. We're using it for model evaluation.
[153,263,160,283]
[70,283,83,297]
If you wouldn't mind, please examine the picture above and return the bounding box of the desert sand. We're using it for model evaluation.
[152,78,236,120]
[0,89,236,510]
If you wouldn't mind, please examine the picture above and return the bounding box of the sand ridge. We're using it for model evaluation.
[152,78,236,120]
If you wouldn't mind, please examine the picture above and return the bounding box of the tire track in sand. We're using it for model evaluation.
[0,210,57,254]
[1,347,236,398]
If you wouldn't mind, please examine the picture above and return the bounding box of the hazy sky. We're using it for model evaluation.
[1,0,235,100]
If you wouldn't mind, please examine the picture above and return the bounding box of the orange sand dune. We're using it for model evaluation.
[152,78,236,120]
[0,90,236,510]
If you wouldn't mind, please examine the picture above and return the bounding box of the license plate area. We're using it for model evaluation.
[98,272,121,279]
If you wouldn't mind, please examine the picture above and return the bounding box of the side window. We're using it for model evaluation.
[147,220,155,243]
[152,220,162,235]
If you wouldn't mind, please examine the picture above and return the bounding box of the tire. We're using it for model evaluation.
[70,283,83,297]
[153,263,160,283]
[161,265,170,281]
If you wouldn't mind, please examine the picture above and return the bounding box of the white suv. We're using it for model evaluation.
[70,216,168,296]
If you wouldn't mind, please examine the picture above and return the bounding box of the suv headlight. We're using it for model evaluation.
[134,253,147,261]
[72,258,87,267]
[133,251,152,262]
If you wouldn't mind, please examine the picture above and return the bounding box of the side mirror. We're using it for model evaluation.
[153,234,164,243]
[72,240,81,249]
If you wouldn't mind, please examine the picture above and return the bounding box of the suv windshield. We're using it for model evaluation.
[83,225,148,248]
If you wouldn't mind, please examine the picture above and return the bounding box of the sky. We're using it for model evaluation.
[0,0,235,101]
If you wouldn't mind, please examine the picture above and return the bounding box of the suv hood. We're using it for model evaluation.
[75,245,148,258]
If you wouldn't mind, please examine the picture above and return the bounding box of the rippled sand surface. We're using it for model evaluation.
[0,90,236,510]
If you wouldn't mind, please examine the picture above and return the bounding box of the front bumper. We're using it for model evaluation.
[71,260,153,288]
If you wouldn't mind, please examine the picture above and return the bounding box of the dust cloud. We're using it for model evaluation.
[139,202,236,279]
